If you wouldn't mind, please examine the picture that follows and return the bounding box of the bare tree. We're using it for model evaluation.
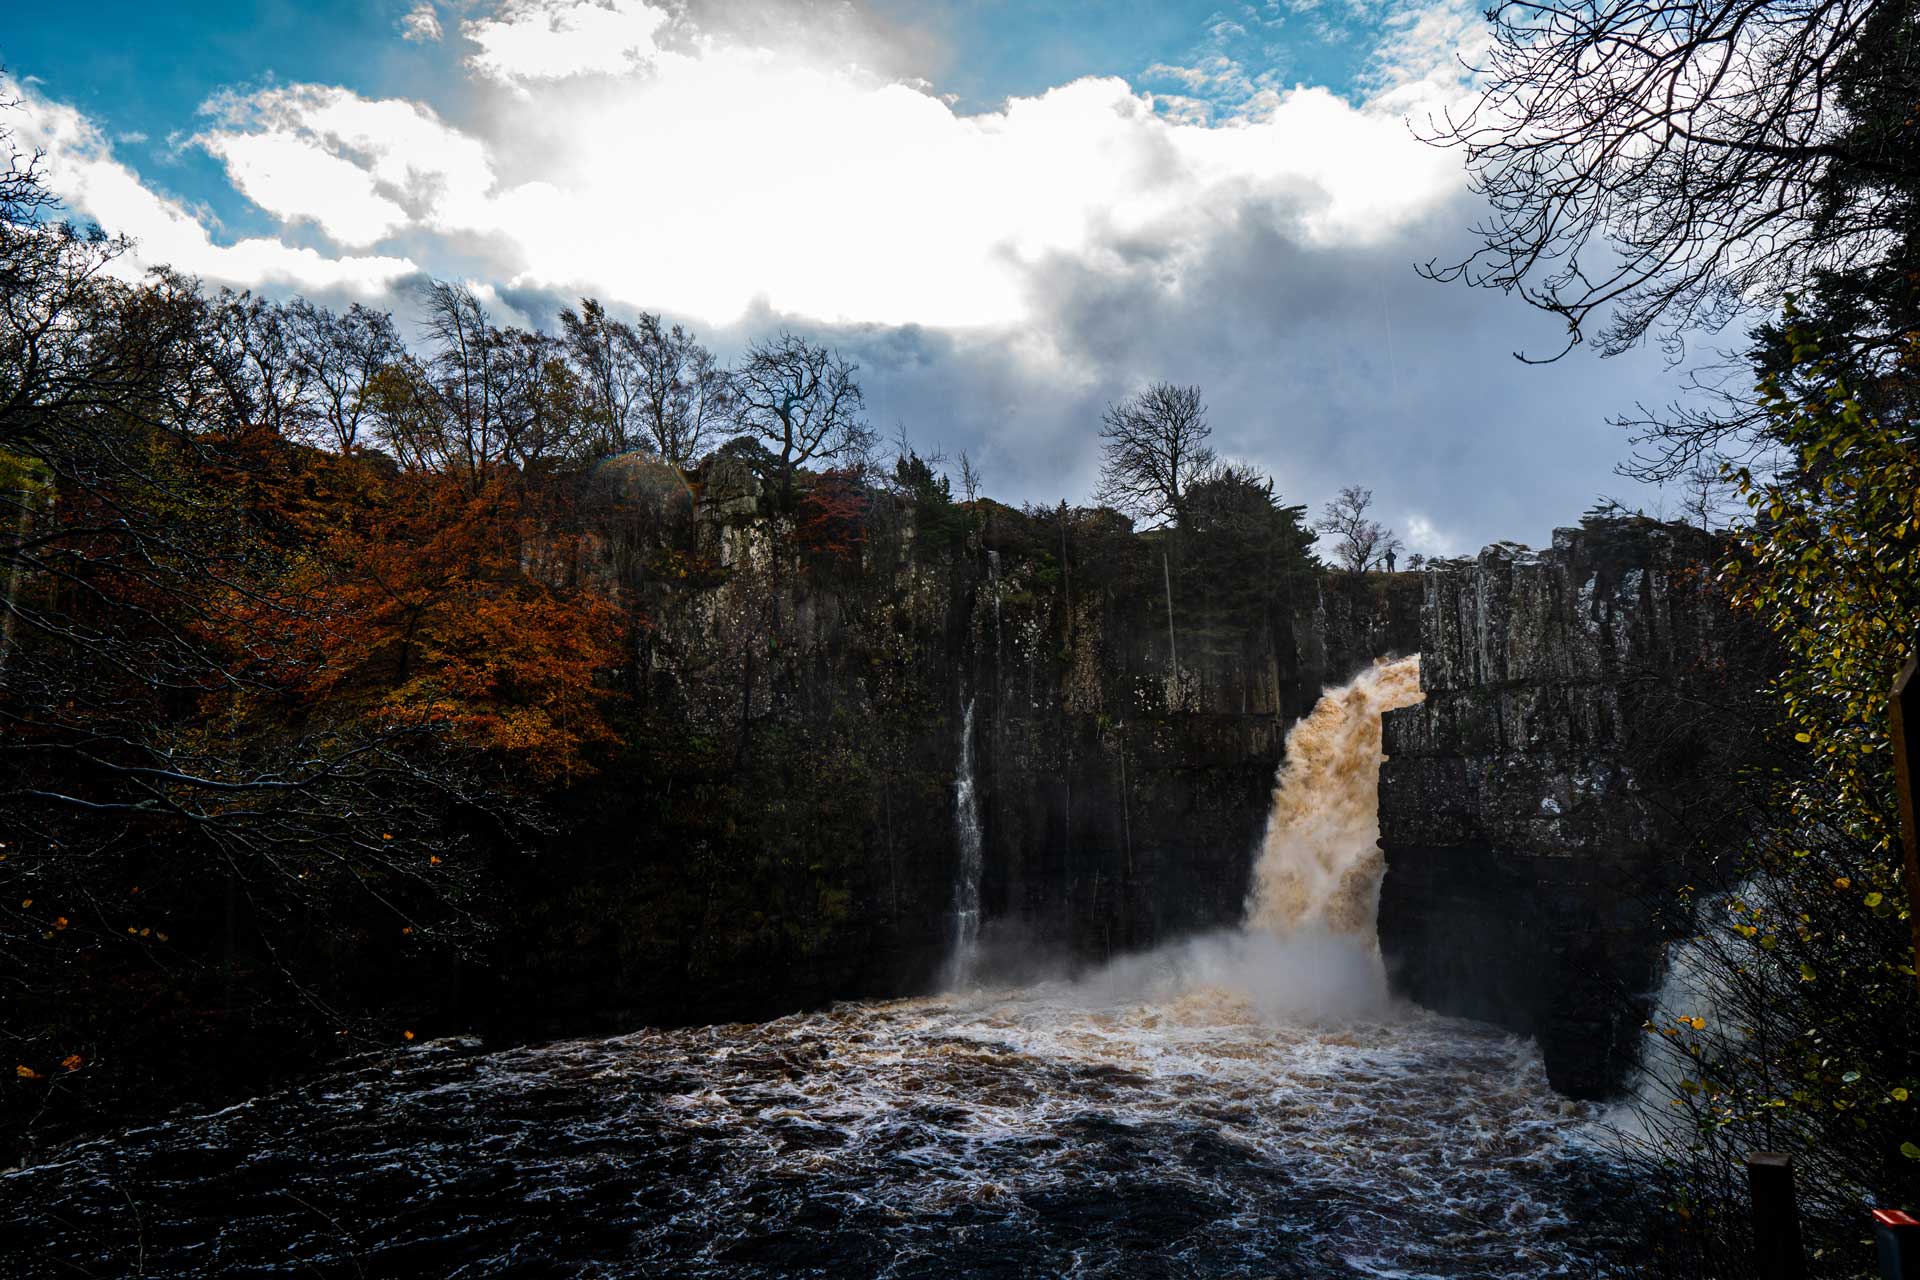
[197,289,314,440]
[1675,463,1740,533]
[1316,485,1402,572]
[1093,382,1216,527]
[732,331,874,502]
[287,299,402,454]
[381,280,510,490]
[629,312,733,466]
[493,325,593,471]
[957,449,983,503]
[1420,0,1915,365]
[558,298,643,456]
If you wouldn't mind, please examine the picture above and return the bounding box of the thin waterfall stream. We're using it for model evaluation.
[1,655,1640,1278]
[944,695,983,990]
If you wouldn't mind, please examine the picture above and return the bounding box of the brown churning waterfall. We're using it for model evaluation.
[1247,654,1426,941]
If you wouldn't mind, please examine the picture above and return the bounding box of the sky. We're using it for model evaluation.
[0,0,1697,555]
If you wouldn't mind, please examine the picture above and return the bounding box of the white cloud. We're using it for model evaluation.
[1403,513,1459,557]
[166,0,1471,330]
[6,78,416,294]
[13,0,1488,331]
[193,85,494,247]
[401,3,443,42]
[197,129,411,245]
[463,0,671,84]
[1362,0,1488,114]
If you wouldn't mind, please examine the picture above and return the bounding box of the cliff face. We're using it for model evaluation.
[969,545,1421,978]
[1377,518,1752,1098]
[494,475,1421,1037]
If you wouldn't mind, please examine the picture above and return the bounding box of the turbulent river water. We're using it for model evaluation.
[2,659,1641,1277]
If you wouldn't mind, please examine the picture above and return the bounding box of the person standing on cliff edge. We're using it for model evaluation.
[1384,549,1397,573]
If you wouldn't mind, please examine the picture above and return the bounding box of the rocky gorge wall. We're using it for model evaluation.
[499,467,1757,1108]
[1377,518,1760,1098]
[489,463,1421,1039]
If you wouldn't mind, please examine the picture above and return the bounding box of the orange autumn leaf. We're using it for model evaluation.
[264,471,623,785]
[15,1065,40,1080]
[60,1055,83,1072]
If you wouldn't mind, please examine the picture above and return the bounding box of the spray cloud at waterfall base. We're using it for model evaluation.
[7,650,1644,1277]
[1053,655,1426,1018]
[949,655,1428,1022]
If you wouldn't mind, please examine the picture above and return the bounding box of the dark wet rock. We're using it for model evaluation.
[1378,516,1763,1098]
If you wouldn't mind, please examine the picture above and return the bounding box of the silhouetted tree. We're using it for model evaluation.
[1315,485,1401,572]
[1093,382,1215,528]
[732,331,874,504]
[1421,0,1920,481]
[558,298,643,456]
[287,299,403,454]
[630,312,733,467]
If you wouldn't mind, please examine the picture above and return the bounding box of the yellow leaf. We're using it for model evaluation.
[15,1065,39,1080]
[19,899,30,908]
[402,1030,416,1042]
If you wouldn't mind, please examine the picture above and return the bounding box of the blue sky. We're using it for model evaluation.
[0,1,1692,552]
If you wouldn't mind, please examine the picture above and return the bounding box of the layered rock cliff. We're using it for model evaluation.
[1377,517,1757,1098]
[494,467,1421,1036]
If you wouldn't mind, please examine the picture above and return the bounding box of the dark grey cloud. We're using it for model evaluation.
[684,197,1688,557]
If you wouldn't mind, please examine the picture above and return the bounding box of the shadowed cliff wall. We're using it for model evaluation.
[497,474,1421,1036]
[1377,517,1760,1098]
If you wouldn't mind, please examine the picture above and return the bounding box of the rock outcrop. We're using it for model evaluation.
[1377,517,1756,1098]
[500,491,1422,1036]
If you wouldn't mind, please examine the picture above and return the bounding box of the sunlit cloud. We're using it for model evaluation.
[464,0,671,84]
[400,2,443,43]
[135,0,1474,331]
[6,77,416,294]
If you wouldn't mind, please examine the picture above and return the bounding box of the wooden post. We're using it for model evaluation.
[1746,1152,1806,1280]
[1874,1209,1920,1280]
[1892,655,1920,999]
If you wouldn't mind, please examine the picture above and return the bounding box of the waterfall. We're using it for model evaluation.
[945,696,984,989]
[1246,654,1425,946]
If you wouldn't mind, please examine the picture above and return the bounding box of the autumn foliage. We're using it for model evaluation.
[290,467,624,783]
